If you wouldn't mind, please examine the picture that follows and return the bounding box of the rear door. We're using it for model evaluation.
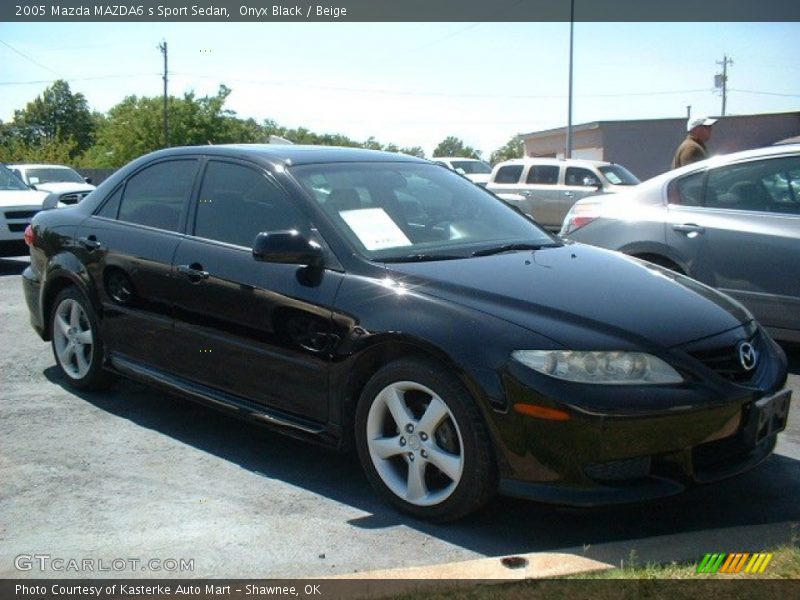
[76,157,199,369]
[169,158,343,423]
[666,154,800,335]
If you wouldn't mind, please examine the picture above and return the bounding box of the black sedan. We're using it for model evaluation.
[22,145,791,522]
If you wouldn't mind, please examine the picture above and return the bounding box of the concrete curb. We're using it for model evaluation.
[329,551,613,580]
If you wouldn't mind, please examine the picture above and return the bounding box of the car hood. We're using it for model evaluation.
[0,189,50,208]
[33,182,95,194]
[465,174,492,185]
[384,243,749,349]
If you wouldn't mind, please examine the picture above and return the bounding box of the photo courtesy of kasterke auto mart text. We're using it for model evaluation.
[22,144,792,522]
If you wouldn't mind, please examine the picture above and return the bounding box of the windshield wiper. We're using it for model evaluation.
[379,253,466,263]
[472,242,561,257]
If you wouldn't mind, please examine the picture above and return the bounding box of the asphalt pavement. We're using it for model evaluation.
[1,255,797,579]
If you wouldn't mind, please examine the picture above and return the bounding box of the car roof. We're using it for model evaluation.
[432,157,486,162]
[7,163,76,169]
[139,144,427,168]
[641,143,800,188]
[494,157,613,168]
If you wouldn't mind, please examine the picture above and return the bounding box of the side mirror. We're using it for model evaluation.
[582,176,601,189]
[252,230,323,267]
[455,167,467,176]
[84,177,93,184]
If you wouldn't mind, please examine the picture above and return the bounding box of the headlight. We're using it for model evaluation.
[512,350,683,385]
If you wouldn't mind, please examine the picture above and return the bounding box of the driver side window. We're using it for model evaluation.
[193,161,310,248]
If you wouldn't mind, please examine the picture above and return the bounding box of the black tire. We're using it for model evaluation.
[50,286,111,390]
[354,358,496,522]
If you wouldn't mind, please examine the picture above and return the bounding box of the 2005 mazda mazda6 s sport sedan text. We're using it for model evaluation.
[22,145,792,521]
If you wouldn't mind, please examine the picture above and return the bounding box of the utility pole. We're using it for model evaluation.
[158,40,169,147]
[565,0,575,158]
[715,54,733,116]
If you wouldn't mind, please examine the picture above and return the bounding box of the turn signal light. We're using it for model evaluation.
[24,224,35,247]
[513,403,571,421]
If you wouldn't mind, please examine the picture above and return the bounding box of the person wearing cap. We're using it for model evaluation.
[671,116,718,169]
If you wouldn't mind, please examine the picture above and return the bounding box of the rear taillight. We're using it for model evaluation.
[561,204,599,236]
[24,224,35,247]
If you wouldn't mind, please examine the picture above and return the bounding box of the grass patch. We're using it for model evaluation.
[383,545,800,600]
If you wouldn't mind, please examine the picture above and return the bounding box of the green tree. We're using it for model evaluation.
[90,85,263,166]
[6,80,95,158]
[490,136,524,165]
[432,136,481,159]
[399,146,426,158]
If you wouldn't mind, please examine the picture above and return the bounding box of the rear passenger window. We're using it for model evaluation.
[194,161,309,248]
[526,166,560,184]
[494,165,523,184]
[117,160,197,232]
[96,187,122,219]
[669,171,705,206]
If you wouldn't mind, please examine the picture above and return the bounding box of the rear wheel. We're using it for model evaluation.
[355,358,496,522]
[50,287,110,390]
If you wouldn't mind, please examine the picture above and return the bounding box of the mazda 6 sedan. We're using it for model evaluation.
[22,145,791,522]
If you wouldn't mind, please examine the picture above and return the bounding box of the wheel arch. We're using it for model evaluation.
[41,255,100,341]
[335,335,501,454]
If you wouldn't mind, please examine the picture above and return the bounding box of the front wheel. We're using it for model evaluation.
[50,287,110,390]
[355,358,496,522]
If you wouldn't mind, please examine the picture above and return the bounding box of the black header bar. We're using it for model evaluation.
[3,0,800,23]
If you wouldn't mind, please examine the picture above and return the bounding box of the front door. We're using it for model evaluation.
[169,159,343,423]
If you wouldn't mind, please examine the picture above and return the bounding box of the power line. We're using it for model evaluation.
[170,72,712,100]
[0,73,158,86]
[730,88,800,98]
[0,39,63,78]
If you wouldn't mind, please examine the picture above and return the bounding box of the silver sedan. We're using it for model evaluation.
[561,144,800,343]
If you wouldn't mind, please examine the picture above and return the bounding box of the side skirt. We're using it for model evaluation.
[109,353,340,448]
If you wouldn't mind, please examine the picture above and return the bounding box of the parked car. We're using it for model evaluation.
[431,157,493,186]
[562,144,800,344]
[0,163,54,257]
[23,145,790,521]
[486,157,640,230]
[8,163,95,206]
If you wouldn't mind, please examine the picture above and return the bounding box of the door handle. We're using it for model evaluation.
[522,190,532,197]
[671,224,706,235]
[564,191,574,197]
[78,236,102,251]
[177,264,210,282]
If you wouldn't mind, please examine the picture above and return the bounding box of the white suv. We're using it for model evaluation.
[486,157,639,230]
[432,157,493,186]
[8,163,95,206]
[0,164,51,257]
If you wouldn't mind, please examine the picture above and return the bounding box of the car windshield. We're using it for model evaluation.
[26,167,85,184]
[0,165,31,191]
[291,162,556,261]
[598,165,640,186]
[450,160,492,175]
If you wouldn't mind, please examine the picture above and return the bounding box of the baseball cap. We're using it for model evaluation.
[687,116,718,131]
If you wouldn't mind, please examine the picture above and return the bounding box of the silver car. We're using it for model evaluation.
[486,157,639,230]
[562,144,800,343]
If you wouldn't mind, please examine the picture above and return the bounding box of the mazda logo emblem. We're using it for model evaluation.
[737,341,758,372]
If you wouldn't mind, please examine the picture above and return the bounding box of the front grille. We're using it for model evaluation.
[687,329,763,383]
[584,456,652,482]
[4,210,37,220]
[59,192,87,205]
[7,223,28,232]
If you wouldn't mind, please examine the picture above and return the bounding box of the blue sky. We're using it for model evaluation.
[1,21,798,157]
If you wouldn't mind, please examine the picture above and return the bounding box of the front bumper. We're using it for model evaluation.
[489,326,791,506]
